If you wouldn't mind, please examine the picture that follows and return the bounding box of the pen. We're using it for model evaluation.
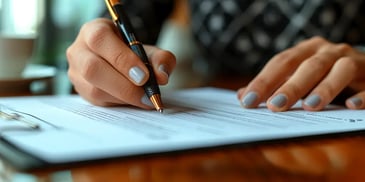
[105,0,164,113]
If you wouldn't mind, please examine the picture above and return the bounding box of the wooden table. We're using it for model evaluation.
[25,134,365,182]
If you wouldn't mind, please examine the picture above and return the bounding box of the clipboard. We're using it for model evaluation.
[0,87,364,171]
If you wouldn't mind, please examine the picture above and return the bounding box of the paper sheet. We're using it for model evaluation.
[0,87,364,163]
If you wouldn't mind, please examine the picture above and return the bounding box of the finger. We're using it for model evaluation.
[237,87,247,100]
[144,45,176,85]
[81,18,149,86]
[239,37,326,108]
[346,91,365,109]
[69,73,125,107]
[267,48,343,112]
[302,57,357,111]
[68,47,154,109]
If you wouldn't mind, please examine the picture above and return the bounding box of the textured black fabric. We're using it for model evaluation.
[103,0,174,44]
[188,0,365,76]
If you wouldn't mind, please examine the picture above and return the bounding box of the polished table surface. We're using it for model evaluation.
[2,76,365,182]
[26,134,365,182]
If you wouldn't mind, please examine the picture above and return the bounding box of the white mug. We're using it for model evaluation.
[0,0,42,79]
[0,35,35,79]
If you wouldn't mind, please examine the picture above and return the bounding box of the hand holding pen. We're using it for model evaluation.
[105,0,165,112]
[66,9,176,109]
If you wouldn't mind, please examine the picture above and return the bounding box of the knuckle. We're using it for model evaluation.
[250,76,272,93]
[85,24,110,51]
[271,50,290,62]
[338,57,358,72]
[335,43,352,54]
[320,82,337,98]
[81,57,100,82]
[308,36,327,44]
[298,36,327,49]
[285,83,303,99]
[302,56,328,72]
[113,51,134,69]
[271,49,298,67]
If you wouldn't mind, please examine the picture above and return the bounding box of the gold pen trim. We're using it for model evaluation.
[129,41,141,46]
[105,0,120,21]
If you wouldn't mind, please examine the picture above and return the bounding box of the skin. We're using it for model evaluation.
[67,18,365,111]
[237,37,365,111]
[67,18,176,109]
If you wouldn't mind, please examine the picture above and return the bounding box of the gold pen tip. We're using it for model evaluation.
[150,94,164,113]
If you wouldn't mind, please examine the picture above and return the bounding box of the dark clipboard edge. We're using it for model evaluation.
[0,138,46,171]
[1,129,365,173]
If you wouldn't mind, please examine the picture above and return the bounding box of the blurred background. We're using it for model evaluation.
[34,0,103,96]
[0,0,198,96]
[0,0,106,96]
[32,0,105,68]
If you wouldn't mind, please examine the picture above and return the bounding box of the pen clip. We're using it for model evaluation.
[0,109,40,129]
[105,0,119,22]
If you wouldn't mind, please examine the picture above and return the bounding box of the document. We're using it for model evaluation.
[0,87,364,170]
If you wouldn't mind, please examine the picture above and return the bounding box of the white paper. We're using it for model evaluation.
[0,87,364,163]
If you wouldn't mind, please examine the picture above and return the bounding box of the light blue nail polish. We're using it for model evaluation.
[270,94,287,108]
[304,95,321,107]
[141,94,154,107]
[349,97,363,107]
[129,67,146,84]
[241,92,258,107]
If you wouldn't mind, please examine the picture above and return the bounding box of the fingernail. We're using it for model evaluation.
[241,91,258,107]
[349,97,363,108]
[158,64,169,78]
[141,94,154,107]
[129,66,146,84]
[304,95,321,107]
[270,94,287,108]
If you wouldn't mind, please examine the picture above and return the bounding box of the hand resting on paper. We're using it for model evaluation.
[238,37,365,111]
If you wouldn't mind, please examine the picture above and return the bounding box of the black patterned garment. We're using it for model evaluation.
[189,0,365,76]
[111,0,175,44]
[121,0,365,76]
